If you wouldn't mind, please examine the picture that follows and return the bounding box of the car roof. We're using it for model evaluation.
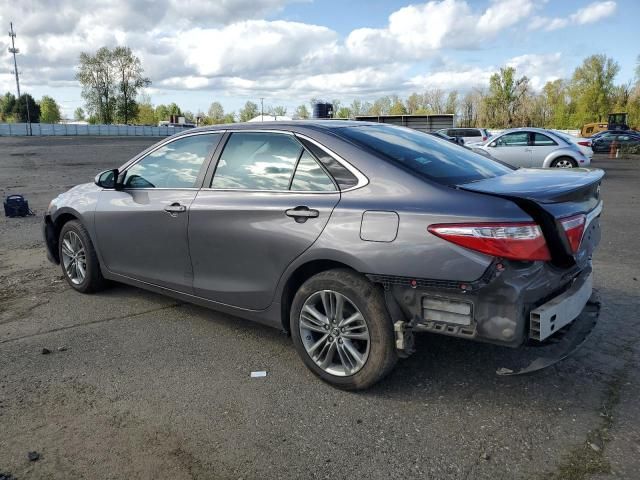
[172,120,375,137]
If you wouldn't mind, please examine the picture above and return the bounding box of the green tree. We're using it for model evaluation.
[155,104,169,122]
[389,95,407,115]
[222,112,236,124]
[270,105,287,116]
[74,107,86,121]
[239,101,259,122]
[569,54,619,126]
[484,67,530,127]
[167,102,181,117]
[405,93,424,114]
[295,104,309,119]
[370,96,391,115]
[335,106,352,118]
[112,46,151,124]
[76,47,117,123]
[1,92,16,121]
[14,94,40,123]
[445,91,458,114]
[541,79,571,128]
[39,96,62,123]
[208,101,225,123]
[135,95,156,125]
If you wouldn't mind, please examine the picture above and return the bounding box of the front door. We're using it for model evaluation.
[95,133,221,291]
[487,131,532,167]
[189,131,341,310]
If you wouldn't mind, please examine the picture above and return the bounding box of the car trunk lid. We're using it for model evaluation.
[458,168,604,267]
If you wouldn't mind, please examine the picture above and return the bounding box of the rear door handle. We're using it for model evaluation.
[164,202,187,215]
[285,206,319,222]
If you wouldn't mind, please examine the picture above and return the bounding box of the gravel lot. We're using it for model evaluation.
[1,136,639,480]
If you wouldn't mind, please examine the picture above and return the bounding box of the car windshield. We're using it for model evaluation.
[338,125,511,185]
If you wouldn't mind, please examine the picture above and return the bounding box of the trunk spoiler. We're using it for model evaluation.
[457,168,604,204]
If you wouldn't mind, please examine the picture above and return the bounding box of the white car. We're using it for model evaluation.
[551,130,593,160]
[437,128,491,145]
[473,128,590,168]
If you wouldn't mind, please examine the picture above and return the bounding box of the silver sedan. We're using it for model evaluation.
[473,128,590,168]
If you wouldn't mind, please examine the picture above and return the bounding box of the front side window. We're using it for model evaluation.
[533,133,557,146]
[496,132,529,147]
[338,124,511,186]
[211,132,302,190]
[124,134,220,189]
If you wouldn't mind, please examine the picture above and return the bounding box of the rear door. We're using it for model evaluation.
[188,131,342,310]
[95,132,221,291]
[485,131,532,167]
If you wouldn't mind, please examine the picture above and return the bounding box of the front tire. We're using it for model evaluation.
[290,269,397,390]
[58,220,106,293]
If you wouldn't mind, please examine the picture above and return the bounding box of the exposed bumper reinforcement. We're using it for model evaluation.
[496,291,600,376]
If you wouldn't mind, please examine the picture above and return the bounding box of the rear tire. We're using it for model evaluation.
[58,220,106,293]
[290,269,397,390]
[551,157,577,168]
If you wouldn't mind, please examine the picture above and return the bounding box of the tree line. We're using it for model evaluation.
[2,51,638,130]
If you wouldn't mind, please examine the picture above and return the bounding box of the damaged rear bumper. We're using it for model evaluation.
[496,291,600,375]
[371,260,600,374]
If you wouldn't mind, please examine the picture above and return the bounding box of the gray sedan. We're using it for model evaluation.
[473,127,591,168]
[44,121,603,389]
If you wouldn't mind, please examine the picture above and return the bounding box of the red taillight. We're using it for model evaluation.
[482,136,487,141]
[560,214,586,253]
[578,141,591,147]
[428,222,551,261]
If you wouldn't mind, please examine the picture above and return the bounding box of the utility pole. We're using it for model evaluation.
[260,97,264,122]
[8,22,31,135]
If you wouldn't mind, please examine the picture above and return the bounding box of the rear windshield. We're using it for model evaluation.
[337,125,511,185]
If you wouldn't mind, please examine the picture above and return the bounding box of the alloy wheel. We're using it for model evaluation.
[299,290,370,376]
[554,159,575,168]
[61,231,87,285]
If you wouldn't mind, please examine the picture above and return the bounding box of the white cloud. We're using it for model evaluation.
[346,0,534,61]
[571,1,616,24]
[0,0,607,114]
[530,1,616,31]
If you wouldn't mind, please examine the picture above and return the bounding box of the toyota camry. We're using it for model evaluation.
[44,121,603,389]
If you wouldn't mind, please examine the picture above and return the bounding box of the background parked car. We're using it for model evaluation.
[426,130,465,146]
[551,130,593,160]
[474,128,590,168]
[591,131,640,153]
[437,128,491,145]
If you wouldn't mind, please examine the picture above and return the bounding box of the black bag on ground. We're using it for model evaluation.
[4,195,33,217]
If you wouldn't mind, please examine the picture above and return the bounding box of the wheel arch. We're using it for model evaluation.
[280,258,360,333]
[46,209,81,263]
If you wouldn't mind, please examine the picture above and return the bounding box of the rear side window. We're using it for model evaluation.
[533,133,557,146]
[212,132,301,190]
[290,151,336,191]
[465,129,481,137]
[298,137,358,190]
[338,125,511,186]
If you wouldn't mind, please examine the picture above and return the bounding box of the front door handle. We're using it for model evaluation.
[285,206,319,223]
[164,202,187,216]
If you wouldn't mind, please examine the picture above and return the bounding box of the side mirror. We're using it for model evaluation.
[489,141,497,147]
[95,169,120,190]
